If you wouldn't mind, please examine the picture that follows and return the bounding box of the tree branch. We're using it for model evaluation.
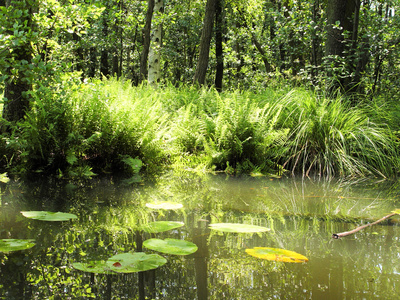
[332,212,397,239]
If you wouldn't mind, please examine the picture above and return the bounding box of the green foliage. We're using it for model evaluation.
[1,78,399,178]
[1,77,165,178]
[276,90,398,177]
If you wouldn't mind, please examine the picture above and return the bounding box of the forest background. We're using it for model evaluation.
[0,0,400,180]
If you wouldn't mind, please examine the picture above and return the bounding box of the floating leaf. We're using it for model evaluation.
[209,223,270,233]
[143,238,198,256]
[21,211,77,221]
[145,202,183,210]
[246,247,308,263]
[0,239,35,253]
[142,221,184,233]
[72,261,113,274]
[106,252,167,273]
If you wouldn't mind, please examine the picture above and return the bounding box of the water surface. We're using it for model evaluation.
[1,174,400,299]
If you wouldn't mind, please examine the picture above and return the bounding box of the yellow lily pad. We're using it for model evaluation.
[245,247,308,263]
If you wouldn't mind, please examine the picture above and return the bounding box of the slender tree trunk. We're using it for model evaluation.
[88,47,97,77]
[100,11,110,77]
[73,31,84,78]
[311,0,322,85]
[148,0,163,86]
[193,0,217,86]
[214,0,224,91]
[139,0,154,83]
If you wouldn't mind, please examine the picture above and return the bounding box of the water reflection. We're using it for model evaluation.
[0,174,400,299]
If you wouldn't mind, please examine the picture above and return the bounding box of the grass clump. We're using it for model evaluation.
[276,90,398,177]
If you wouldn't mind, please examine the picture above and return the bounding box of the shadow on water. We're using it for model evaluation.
[1,174,400,299]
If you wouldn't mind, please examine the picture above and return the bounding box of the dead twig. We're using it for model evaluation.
[332,212,397,239]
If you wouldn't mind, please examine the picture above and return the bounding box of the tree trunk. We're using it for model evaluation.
[88,47,97,77]
[2,0,33,124]
[325,0,358,93]
[214,0,224,91]
[148,0,163,86]
[193,0,217,86]
[100,11,110,77]
[139,0,154,83]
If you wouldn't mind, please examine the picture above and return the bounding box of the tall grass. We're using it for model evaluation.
[0,76,398,179]
[276,90,398,177]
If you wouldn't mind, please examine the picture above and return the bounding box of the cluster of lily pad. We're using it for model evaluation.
[0,211,78,252]
[73,202,199,274]
[1,201,310,270]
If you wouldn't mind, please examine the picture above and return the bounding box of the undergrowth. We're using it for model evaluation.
[0,76,398,179]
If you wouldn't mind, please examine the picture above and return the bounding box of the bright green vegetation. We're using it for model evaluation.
[0,77,399,179]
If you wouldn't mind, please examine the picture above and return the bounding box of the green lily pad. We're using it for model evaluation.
[209,223,270,233]
[0,239,35,253]
[142,221,184,233]
[245,247,308,263]
[106,252,167,273]
[21,211,78,221]
[72,261,114,274]
[143,238,198,256]
[145,202,183,210]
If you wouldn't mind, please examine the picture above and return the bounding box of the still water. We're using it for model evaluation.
[1,173,400,299]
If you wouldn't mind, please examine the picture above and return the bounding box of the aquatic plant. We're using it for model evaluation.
[245,247,308,263]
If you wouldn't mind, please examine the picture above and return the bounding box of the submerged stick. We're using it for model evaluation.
[332,212,397,239]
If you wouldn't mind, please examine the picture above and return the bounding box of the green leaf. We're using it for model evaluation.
[0,239,35,252]
[245,247,308,263]
[0,173,10,183]
[391,209,400,215]
[209,223,270,233]
[145,202,183,210]
[72,261,114,274]
[21,211,78,221]
[143,238,198,255]
[106,252,167,273]
[142,221,184,233]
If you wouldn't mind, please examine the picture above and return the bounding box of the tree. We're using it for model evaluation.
[140,0,155,83]
[325,0,359,93]
[214,0,224,91]
[1,0,35,124]
[193,0,217,86]
[148,0,164,86]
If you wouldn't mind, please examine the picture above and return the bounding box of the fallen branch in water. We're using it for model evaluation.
[332,212,397,239]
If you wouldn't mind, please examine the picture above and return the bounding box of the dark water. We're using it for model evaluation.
[1,173,400,299]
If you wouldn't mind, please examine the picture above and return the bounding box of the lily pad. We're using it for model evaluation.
[245,247,308,263]
[142,221,184,233]
[143,238,198,255]
[209,223,270,233]
[0,239,35,253]
[21,211,78,221]
[145,202,183,210]
[72,261,114,274]
[106,252,167,273]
